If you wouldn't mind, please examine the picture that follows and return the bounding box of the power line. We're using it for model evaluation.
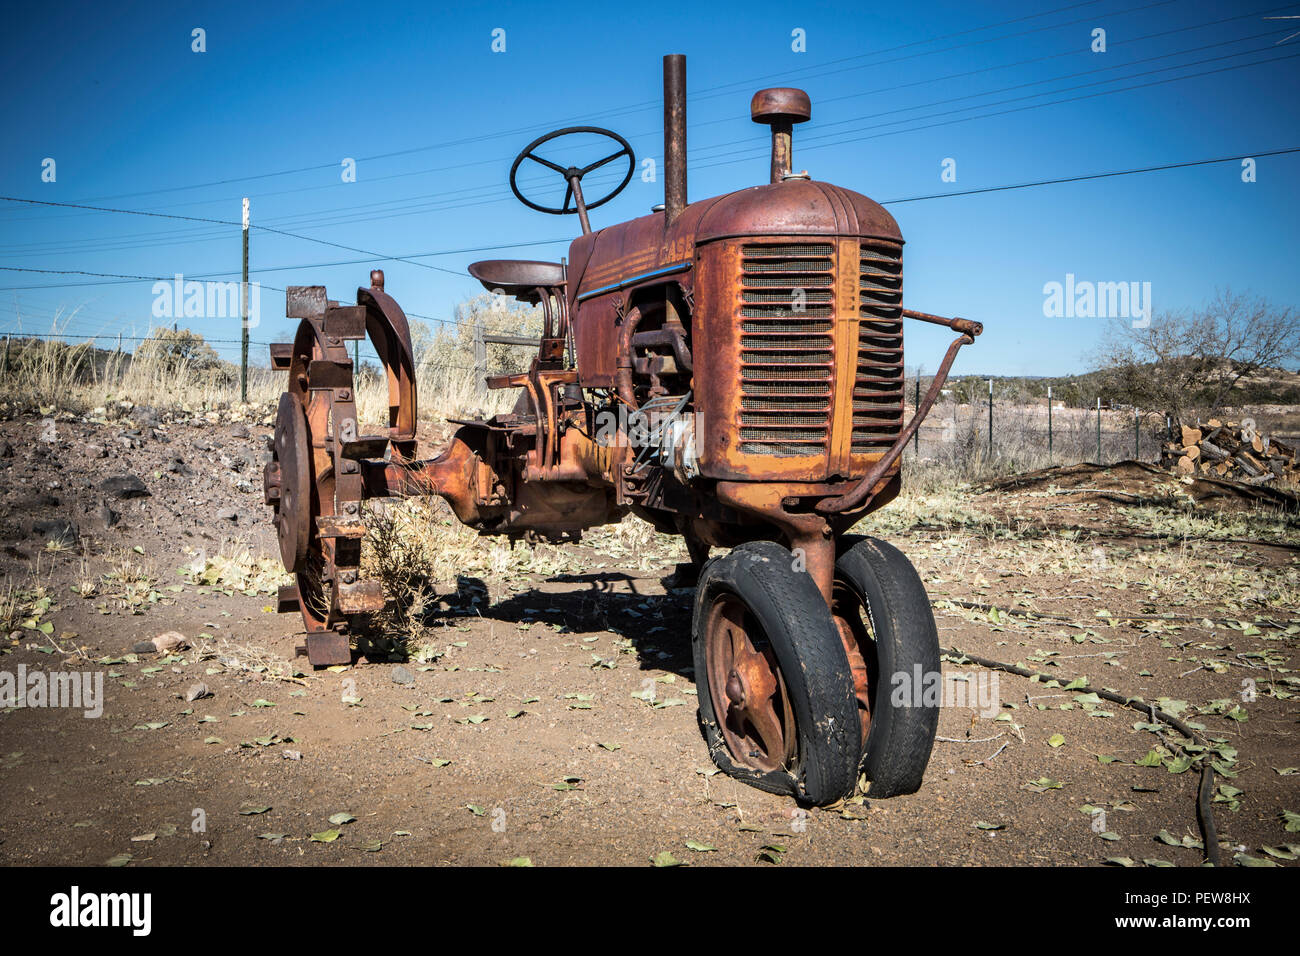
[683,0,1179,106]
[780,3,1299,112]
[778,30,1290,141]
[0,0,1175,215]
[0,196,479,278]
[690,46,1300,171]
[0,265,287,293]
[0,265,522,338]
[5,34,1295,261]
[0,233,575,289]
[3,5,1289,252]
[4,143,1295,294]
[879,145,1300,203]
[11,23,1285,257]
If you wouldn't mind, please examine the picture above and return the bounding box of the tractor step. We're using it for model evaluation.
[485,371,530,390]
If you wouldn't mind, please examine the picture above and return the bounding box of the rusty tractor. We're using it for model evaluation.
[263,55,983,804]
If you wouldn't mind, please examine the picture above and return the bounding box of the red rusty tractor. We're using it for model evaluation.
[263,55,982,804]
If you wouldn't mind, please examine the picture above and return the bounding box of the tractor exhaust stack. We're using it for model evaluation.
[663,53,687,228]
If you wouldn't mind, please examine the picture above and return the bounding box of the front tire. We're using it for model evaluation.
[833,536,940,797]
[693,541,860,805]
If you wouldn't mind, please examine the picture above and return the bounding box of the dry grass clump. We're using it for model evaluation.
[203,634,304,684]
[92,550,161,614]
[0,583,54,635]
[180,547,288,595]
[1117,502,1300,545]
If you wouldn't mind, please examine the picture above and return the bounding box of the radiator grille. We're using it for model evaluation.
[853,240,905,451]
[739,243,835,456]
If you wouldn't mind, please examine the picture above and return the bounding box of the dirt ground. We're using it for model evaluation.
[1,404,1297,867]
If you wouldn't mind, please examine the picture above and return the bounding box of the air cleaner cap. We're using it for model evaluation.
[750,88,811,125]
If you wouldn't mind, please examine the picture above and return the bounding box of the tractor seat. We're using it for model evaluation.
[467,260,566,302]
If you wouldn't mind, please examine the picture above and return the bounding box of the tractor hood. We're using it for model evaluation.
[567,179,902,300]
[693,178,902,245]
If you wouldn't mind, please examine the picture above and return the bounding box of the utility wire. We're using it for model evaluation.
[0,197,475,278]
[879,146,1300,203]
[0,0,1218,229]
[23,0,1127,209]
[2,8,1290,247]
[2,143,1294,299]
[689,46,1300,171]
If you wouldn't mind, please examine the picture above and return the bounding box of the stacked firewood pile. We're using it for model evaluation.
[1162,419,1299,485]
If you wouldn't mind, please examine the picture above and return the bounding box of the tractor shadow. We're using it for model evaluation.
[437,571,699,681]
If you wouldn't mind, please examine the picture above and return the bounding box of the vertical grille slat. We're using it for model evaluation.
[853,241,905,451]
[740,243,834,456]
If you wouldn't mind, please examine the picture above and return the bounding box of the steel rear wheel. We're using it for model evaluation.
[833,535,941,798]
[263,314,368,663]
[693,541,860,805]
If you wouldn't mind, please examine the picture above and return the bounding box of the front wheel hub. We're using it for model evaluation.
[704,595,796,774]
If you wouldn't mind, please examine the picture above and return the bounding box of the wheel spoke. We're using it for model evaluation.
[525,152,567,174]
[736,641,778,703]
[741,652,786,764]
[580,147,629,175]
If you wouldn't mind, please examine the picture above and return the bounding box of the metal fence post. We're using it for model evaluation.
[913,375,920,457]
[1134,407,1140,460]
[240,197,250,405]
[1,334,9,376]
[1047,385,1053,463]
[987,378,993,464]
[1096,397,1102,463]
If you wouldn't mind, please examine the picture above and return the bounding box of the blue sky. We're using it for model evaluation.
[1,0,1297,377]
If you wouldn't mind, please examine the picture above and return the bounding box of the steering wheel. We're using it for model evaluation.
[509,126,635,224]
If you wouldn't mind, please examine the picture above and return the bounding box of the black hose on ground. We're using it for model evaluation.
[942,646,1223,867]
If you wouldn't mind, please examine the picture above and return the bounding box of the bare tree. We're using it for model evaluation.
[1093,289,1299,423]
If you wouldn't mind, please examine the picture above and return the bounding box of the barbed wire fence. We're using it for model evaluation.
[903,375,1299,477]
[0,327,485,376]
[1,331,1289,481]
[908,392,1165,474]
